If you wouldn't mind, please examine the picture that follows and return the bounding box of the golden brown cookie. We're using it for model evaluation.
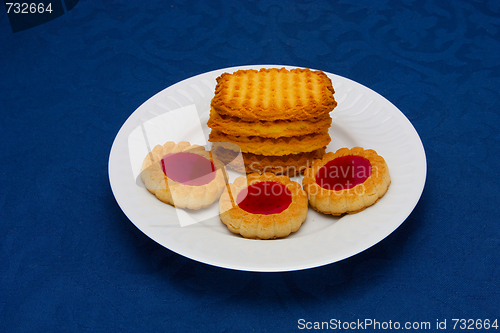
[219,173,308,239]
[302,147,391,215]
[141,141,228,210]
[211,68,337,122]
[207,108,332,138]
[211,144,325,176]
[208,130,331,156]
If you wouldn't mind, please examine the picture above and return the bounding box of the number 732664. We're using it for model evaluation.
[5,3,54,14]
[452,319,498,330]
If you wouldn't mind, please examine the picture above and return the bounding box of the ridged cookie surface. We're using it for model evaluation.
[211,68,337,122]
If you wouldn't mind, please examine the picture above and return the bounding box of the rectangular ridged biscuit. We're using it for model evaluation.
[211,68,337,122]
[211,145,326,176]
[207,108,332,138]
[208,129,331,156]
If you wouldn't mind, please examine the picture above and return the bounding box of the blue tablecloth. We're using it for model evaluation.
[1,1,499,331]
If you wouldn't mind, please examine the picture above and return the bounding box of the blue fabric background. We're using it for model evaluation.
[1,0,499,331]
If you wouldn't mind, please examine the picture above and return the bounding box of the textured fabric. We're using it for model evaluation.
[1,1,499,331]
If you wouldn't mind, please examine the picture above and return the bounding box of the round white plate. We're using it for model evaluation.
[108,65,426,272]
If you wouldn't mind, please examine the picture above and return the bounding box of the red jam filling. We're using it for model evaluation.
[161,152,216,186]
[316,155,372,190]
[236,181,292,215]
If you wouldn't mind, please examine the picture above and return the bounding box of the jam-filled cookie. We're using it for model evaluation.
[302,147,391,215]
[141,141,227,210]
[219,173,308,239]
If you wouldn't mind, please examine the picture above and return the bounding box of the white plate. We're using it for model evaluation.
[108,65,426,272]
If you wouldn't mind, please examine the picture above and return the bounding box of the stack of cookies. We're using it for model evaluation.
[208,67,337,176]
